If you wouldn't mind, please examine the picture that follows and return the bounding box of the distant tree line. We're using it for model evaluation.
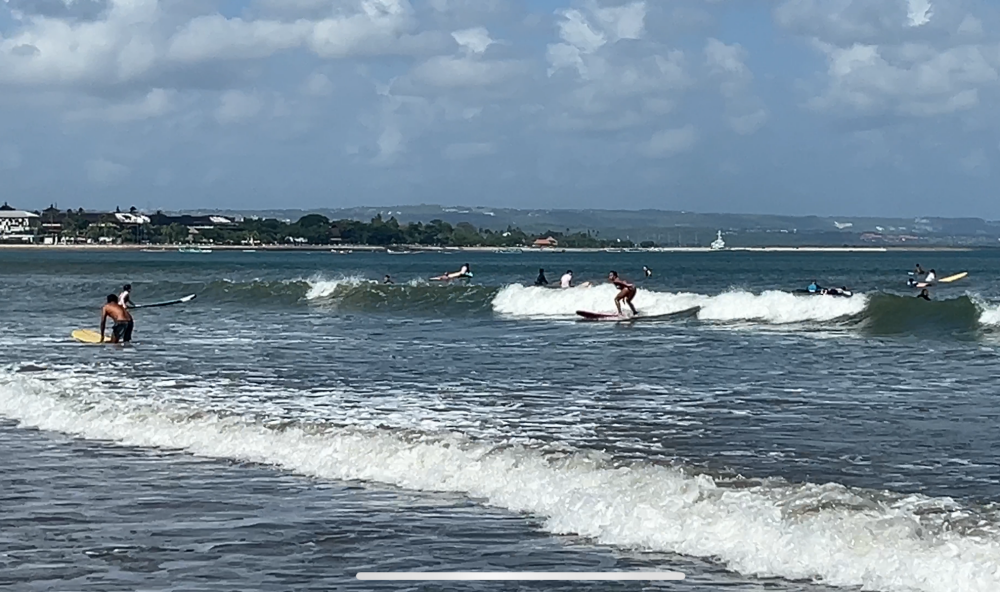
[38,209,637,248]
[192,214,632,248]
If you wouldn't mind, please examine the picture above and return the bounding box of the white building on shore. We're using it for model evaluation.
[0,202,39,242]
[710,230,726,250]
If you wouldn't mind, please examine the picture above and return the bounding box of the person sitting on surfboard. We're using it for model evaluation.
[432,264,472,281]
[535,268,549,286]
[807,280,821,293]
[100,294,134,344]
[608,271,638,316]
[913,264,926,277]
[924,269,936,283]
[560,270,573,288]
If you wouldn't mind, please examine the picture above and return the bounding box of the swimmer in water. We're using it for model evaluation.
[643,266,652,278]
[917,288,931,301]
[383,274,393,284]
[608,271,637,316]
[535,268,549,286]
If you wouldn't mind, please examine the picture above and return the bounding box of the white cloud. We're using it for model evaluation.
[166,0,418,62]
[906,0,933,27]
[544,3,691,134]
[215,90,263,124]
[644,125,698,157]
[808,42,996,117]
[0,0,163,85]
[777,0,1000,122]
[452,27,493,54]
[705,38,768,134]
[86,157,129,185]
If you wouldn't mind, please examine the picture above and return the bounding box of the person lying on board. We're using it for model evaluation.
[609,271,638,316]
[822,286,851,297]
[100,294,134,344]
[431,264,473,281]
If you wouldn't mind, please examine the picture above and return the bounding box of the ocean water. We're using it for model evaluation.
[1,248,999,591]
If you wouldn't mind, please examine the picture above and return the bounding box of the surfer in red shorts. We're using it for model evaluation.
[608,271,637,316]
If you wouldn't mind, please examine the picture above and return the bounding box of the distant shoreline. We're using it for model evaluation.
[0,243,980,253]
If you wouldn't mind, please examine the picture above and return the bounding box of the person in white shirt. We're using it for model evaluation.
[118,284,135,308]
[560,270,573,288]
[924,269,936,283]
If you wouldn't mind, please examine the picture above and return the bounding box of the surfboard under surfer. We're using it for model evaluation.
[100,294,134,344]
[608,271,637,316]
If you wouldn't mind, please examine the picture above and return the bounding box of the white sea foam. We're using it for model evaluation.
[976,302,1000,327]
[1,374,998,592]
[304,275,376,300]
[491,285,867,324]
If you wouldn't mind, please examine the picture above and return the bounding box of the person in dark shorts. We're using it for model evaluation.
[100,294,134,344]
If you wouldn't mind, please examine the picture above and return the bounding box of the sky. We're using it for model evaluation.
[2,0,1000,218]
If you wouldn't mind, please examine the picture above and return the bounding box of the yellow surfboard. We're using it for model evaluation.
[71,329,107,344]
[938,271,968,283]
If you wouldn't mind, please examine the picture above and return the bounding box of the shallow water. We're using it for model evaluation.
[1,249,998,591]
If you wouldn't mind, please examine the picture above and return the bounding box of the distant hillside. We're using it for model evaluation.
[177,205,1000,247]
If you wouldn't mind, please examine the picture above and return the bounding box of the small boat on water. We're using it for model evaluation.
[496,248,522,254]
[178,246,212,253]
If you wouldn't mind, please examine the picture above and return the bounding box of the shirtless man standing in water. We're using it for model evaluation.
[608,271,638,316]
[100,294,134,344]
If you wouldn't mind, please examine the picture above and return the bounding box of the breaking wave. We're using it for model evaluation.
[1,372,998,592]
[125,277,1000,335]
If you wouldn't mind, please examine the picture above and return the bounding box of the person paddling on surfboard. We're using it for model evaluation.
[100,294,134,344]
[432,263,472,281]
[608,271,637,316]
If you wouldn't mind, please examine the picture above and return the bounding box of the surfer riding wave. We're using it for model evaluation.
[609,271,637,316]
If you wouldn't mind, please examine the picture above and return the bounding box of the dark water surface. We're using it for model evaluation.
[1,248,998,591]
